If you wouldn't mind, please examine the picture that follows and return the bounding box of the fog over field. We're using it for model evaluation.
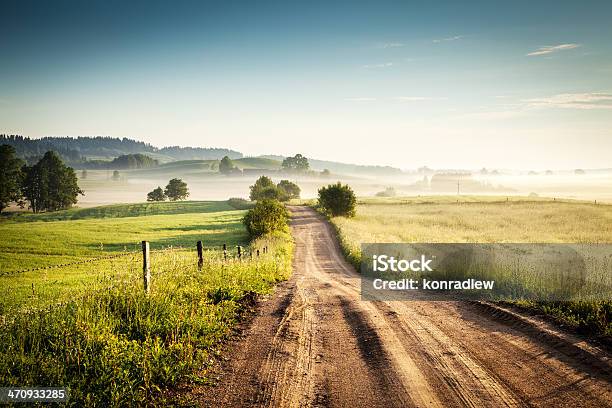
[75,166,612,207]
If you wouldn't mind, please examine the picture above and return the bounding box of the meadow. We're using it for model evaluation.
[0,201,247,271]
[328,196,612,336]
[0,200,293,406]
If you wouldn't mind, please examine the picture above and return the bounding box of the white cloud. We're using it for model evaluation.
[344,97,377,102]
[433,35,463,43]
[362,62,393,69]
[455,110,525,120]
[526,43,581,57]
[379,42,404,49]
[524,92,612,109]
[393,96,447,101]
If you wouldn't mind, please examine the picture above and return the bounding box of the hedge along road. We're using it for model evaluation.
[194,206,612,407]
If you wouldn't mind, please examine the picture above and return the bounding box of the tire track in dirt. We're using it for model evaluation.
[191,206,611,407]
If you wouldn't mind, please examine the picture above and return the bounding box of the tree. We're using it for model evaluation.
[260,186,288,201]
[110,154,158,169]
[147,186,166,202]
[242,199,289,237]
[282,154,309,172]
[318,182,356,217]
[277,180,300,200]
[249,176,275,201]
[112,170,121,181]
[22,151,83,213]
[0,145,25,213]
[321,169,331,177]
[165,178,189,201]
[375,187,396,197]
[219,156,235,175]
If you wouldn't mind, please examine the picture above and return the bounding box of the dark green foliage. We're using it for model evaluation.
[277,180,300,200]
[249,176,275,201]
[0,134,242,163]
[318,182,356,217]
[261,186,288,201]
[21,151,83,213]
[249,176,293,201]
[0,145,25,213]
[112,170,121,180]
[281,153,309,172]
[534,300,612,336]
[147,186,167,202]
[219,156,235,175]
[165,178,189,201]
[110,153,158,169]
[243,199,289,237]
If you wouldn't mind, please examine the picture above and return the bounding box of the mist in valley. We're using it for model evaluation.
[75,166,612,207]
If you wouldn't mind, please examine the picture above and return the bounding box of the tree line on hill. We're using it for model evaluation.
[217,153,312,176]
[0,135,242,165]
[0,145,83,213]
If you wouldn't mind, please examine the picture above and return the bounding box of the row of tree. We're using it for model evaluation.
[218,154,311,177]
[249,176,301,202]
[146,179,190,201]
[241,175,356,238]
[0,145,83,213]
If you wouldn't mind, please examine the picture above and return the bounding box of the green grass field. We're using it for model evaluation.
[333,196,612,246]
[111,157,281,179]
[0,200,293,405]
[0,201,247,271]
[328,196,612,336]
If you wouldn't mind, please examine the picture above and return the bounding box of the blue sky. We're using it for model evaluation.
[1,0,611,169]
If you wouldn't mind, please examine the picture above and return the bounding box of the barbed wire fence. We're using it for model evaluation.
[0,241,271,328]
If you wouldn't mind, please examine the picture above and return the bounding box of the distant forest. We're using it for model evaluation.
[0,135,243,165]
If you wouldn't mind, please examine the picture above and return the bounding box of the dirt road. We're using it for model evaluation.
[195,206,611,407]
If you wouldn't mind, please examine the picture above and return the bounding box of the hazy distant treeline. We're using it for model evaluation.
[0,135,243,164]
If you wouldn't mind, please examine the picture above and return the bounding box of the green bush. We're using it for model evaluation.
[277,180,300,200]
[318,182,356,217]
[249,176,293,202]
[243,199,289,237]
[249,176,275,201]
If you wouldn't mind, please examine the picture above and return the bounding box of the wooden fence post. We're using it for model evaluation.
[237,245,242,259]
[197,240,203,269]
[256,249,260,257]
[142,241,151,293]
[223,243,227,261]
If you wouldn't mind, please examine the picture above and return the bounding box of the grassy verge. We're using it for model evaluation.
[0,200,294,405]
[0,233,293,406]
[320,196,612,337]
